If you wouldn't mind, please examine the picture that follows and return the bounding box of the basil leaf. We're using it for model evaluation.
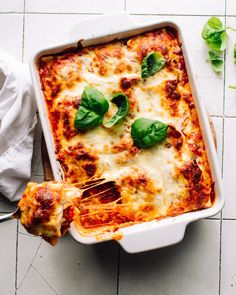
[131,118,168,148]
[81,86,109,116]
[141,52,165,79]
[74,106,103,129]
[208,51,224,73]
[104,93,130,128]
[74,86,109,130]
[234,44,236,64]
[202,17,228,51]
[205,16,223,31]
[206,31,227,51]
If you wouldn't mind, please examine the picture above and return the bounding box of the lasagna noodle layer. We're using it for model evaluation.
[39,28,214,235]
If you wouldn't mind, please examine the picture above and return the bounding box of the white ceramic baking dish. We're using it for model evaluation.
[30,12,224,253]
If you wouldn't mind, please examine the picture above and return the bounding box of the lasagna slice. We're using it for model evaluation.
[18,181,80,245]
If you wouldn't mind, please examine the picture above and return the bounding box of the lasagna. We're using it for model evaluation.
[18,181,80,244]
[38,27,214,237]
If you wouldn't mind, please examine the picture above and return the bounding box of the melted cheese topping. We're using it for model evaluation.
[39,28,214,236]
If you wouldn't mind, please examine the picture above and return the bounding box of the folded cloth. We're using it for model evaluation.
[0,50,37,201]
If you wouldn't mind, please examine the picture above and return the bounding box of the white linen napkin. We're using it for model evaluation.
[0,50,37,201]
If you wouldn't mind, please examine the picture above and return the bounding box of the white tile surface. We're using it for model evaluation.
[119,220,220,295]
[0,0,24,12]
[227,0,236,15]
[25,0,125,13]
[0,220,17,295]
[221,220,236,294]
[0,14,23,61]
[30,235,118,295]
[131,15,224,115]
[127,0,225,15]
[225,17,236,116]
[17,267,56,295]
[17,234,42,289]
[24,14,96,62]
[223,118,236,218]
[197,76,224,116]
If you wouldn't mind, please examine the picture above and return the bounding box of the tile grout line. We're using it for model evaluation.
[210,115,224,118]
[218,3,227,295]
[224,115,236,118]
[0,12,229,17]
[0,11,102,15]
[218,217,223,295]
[31,265,59,295]
[17,239,43,290]
[205,217,221,220]
[222,218,236,220]
[116,245,120,295]
[130,13,226,17]
[15,3,26,294]
[21,0,26,63]
[15,220,19,295]
[219,108,224,292]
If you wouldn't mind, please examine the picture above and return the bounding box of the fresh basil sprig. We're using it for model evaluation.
[234,43,236,64]
[141,52,165,79]
[131,118,168,148]
[208,51,224,73]
[104,93,130,128]
[202,17,228,51]
[74,86,109,130]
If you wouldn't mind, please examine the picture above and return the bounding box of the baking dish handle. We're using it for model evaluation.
[70,11,136,40]
[118,220,189,253]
